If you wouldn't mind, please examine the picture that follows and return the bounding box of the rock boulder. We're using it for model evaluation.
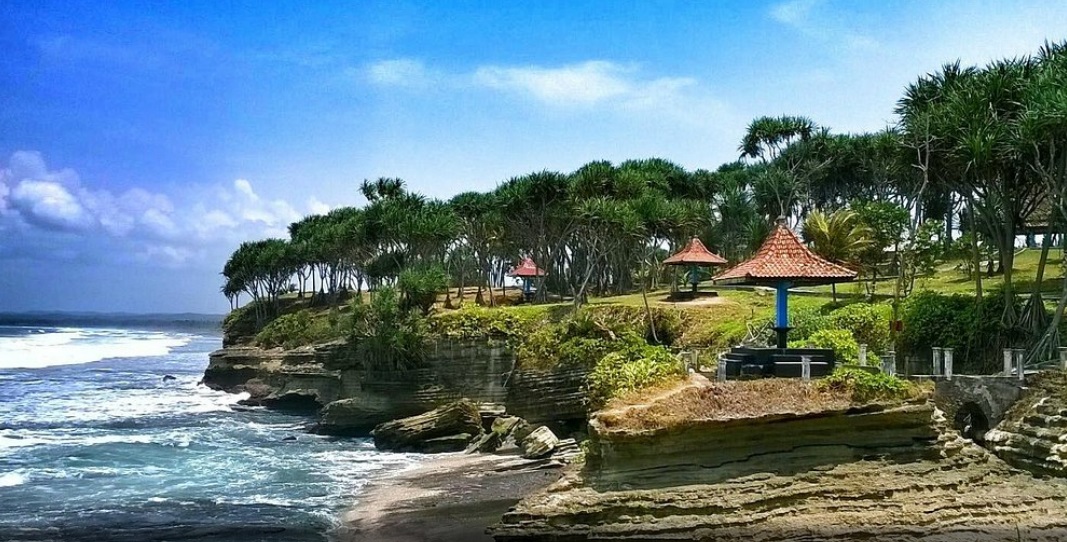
[372,399,484,453]
[520,426,560,459]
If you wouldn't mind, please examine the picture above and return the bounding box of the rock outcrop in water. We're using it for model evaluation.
[490,379,1067,541]
[203,339,591,434]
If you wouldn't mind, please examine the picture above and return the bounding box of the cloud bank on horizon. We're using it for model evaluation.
[1,0,1065,313]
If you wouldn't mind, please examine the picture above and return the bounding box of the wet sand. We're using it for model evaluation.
[335,451,564,542]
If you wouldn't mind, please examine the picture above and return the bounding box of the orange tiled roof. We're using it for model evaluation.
[510,257,547,278]
[714,220,857,285]
[662,237,728,266]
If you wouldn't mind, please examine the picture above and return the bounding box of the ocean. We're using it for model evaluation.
[0,324,420,542]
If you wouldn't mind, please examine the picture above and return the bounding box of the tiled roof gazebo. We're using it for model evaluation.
[715,218,857,349]
[509,257,547,301]
[663,237,727,294]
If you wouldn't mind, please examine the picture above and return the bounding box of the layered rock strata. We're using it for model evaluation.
[492,390,1067,541]
[205,339,590,433]
[986,372,1067,476]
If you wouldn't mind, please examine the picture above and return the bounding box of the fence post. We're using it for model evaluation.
[943,348,953,381]
[1059,347,1067,372]
[859,343,868,366]
[1015,348,1026,382]
[689,350,699,373]
[717,356,727,382]
[1003,349,1013,376]
[801,355,811,382]
[932,347,943,376]
[883,350,896,376]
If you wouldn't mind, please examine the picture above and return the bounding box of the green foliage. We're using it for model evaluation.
[900,290,1029,373]
[587,342,686,408]
[827,303,891,353]
[254,309,341,349]
[427,304,548,344]
[397,264,448,314]
[818,366,916,403]
[790,329,860,364]
[347,287,429,371]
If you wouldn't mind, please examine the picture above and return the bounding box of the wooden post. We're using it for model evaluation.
[944,348,953,381]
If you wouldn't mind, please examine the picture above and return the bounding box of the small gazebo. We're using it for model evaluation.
[715,218,856,348]
[510,257,547,302]
[663,237,728,295]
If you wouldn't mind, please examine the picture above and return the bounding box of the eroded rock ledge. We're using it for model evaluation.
[203,339,591,434]
[491,379,1067,541]
[986,372,1067,476]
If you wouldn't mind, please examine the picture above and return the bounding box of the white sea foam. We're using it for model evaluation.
[0,328,191,369]
[0,471,28,487]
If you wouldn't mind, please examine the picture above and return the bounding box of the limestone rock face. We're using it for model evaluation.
[985,373,1067,476]
[317,396,407,436]
[490,398,1067,541]
[520,426,560,459]
[371,399,484,453]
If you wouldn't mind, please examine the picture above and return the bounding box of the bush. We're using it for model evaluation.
[790,329,860,364]
[348,287,429,371]
[587,342,686,408]
[254,309,340,349]
[900,290,1027,374]
[827,303,891,353]
[428,304,546,345]
[397,265,448,314]
[818,366,917,403]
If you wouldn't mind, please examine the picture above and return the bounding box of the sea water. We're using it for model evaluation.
[0,324,420,541]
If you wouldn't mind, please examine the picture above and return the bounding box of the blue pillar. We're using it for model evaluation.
[775,281,791,348]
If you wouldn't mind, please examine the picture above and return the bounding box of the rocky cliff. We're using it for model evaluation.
[985,372,1067,476]
[203,338,590,433]
[491,379,1067,541]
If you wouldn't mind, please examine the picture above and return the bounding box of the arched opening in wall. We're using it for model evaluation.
[953,402,990,442]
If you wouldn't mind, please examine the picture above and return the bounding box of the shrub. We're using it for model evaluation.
[818,366,918,403]
[428,304,546,345]
[587,342,686,408]
[397,265,448,314]
[254,309,340,349]
[348,287,429,371]
[900,289,1027,374]
[827,303,891,353]
[788,306,831,342]
[790,329,859,364]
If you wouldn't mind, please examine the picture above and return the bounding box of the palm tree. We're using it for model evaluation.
[802,209,872,302]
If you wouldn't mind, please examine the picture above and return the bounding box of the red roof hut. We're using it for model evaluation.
[509,257,547,301]
[714,218,856,347]
[663,237,727,294]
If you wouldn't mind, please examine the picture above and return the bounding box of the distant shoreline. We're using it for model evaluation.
[0,312,224,333]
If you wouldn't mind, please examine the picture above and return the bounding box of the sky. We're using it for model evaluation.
[1,0,1066,314]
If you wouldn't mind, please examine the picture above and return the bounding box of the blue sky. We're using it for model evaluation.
[1,0,1065,314]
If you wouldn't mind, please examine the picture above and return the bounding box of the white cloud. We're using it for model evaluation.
[473,61,637,106]
[366,58,433,87]
[0,152,329,269]
[770,0,821,26]
[8,179,93,232]
[768,0,878,52]
[307,196,331,215]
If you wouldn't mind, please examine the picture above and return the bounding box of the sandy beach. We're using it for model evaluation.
[334,451,564,542]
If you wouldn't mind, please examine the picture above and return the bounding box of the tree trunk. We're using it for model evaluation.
[970,201,983,302]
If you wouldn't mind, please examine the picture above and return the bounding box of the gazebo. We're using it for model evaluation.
[662,237,728,295]
[715,218,857,349]
[510,257,547,302]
